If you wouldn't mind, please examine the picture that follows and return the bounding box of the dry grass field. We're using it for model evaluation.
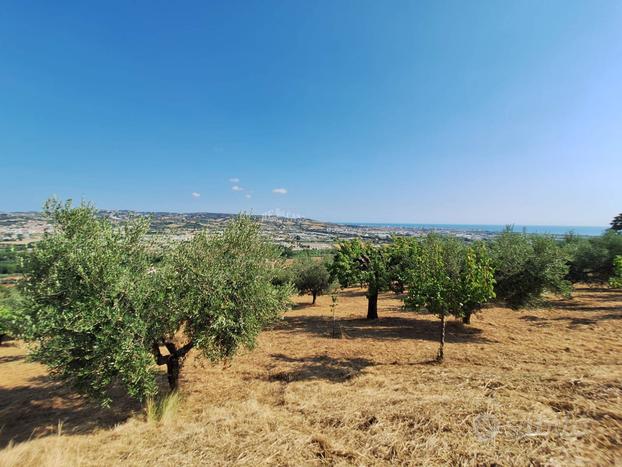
[1,286,621,466]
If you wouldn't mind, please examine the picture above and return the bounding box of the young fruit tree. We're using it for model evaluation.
[609,256,622,288]
[20,199,291,405]
[404,236,495,362]
[331,239,391,320]
[0,287,24,344]
[292,257,331,304]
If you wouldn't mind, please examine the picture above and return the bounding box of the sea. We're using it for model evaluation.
[348,223,607,237]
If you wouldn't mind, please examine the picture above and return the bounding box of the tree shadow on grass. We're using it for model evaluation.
[338,289,367,298]
[554,301,622,313]
[275,314,493,344]
[520,312,622,329]
[0,354,24,364]
[291,302,317,310]
[573,286,619,294]
[266,354,374,383]
[571,286,622,303]
[0,374,139,448]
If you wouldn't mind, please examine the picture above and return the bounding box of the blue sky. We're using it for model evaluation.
[1,1,620,225]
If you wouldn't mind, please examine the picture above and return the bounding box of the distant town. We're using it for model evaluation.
[1,210,521,248]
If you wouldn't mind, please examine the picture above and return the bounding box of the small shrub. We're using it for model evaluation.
[292,257,331,304]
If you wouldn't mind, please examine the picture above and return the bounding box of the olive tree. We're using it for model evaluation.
[162,216,292,389]
[404,236,495,362]
[20,199,291,405]
[491,230,570,308]
[291,257,331,304]
[331,239,391,320]
[564,230,622,283]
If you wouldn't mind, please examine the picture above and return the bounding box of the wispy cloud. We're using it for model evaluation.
[272,188,287,195]
[232,185,244,192]
[191,192,201,198]
[229,177,240,183]
[245,194,252,199]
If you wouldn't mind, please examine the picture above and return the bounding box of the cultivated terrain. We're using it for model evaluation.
[1,286,620,466]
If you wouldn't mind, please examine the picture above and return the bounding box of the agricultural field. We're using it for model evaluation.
[1,286,620,466]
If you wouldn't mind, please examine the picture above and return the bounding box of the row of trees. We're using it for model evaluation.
[329,236,496,360]
[329,230,573,317]
[4,199,621,405]
[251,227,621,360]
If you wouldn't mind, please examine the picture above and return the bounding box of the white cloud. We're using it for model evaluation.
[191,192,201,198]
[245,194,252,199]
[229,177,240,183]
[272,188,287,195]
[232,185,244,191]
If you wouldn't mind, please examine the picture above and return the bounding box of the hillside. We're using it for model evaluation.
[1,286,620,465]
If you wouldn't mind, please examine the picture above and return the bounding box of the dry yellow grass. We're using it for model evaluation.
[1,286,621,466]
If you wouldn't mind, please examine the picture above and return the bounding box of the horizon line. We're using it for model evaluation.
[0,209,609,229]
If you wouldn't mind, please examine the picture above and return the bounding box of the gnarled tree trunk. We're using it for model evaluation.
[462,312,471,325]
[152,340,194,390]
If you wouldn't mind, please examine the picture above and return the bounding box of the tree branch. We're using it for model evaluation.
[152,342,169,366]
[164,341,177,355]
[176,340,194,358]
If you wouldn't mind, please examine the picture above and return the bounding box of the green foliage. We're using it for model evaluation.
[386,236,420,294]
[19,199,291,405]
[331,239,392,319]
[461,243,497,320]
[271,265,293,287]
[275,244,295,258]
[565,230,622,283]
[291,257,331,303]
[611,213,622,232]
[491,231,571,308]
[276,245,334,259]
[403,236,495,360]
[331,240,391,294]
[0,287,25,342]
[330,239,366,288]
[609,256,622,288]
[20,199,161,404]
[0,244,30,275]
[164,215,292,362]
[404,236,495,320]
